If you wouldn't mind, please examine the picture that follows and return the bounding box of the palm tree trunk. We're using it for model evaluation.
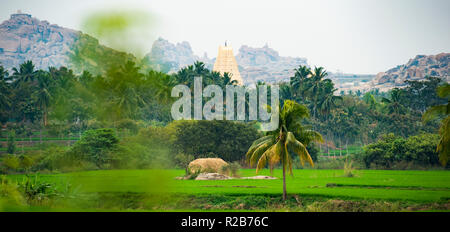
[346,139,349,156]
[282,164,287,201]
[44,110,47,126]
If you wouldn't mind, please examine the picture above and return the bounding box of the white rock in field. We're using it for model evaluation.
[195,173,232,180]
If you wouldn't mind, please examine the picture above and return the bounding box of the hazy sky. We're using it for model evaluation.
[1,0,449,74]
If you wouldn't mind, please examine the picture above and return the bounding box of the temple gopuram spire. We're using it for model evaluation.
[213,42,243,85]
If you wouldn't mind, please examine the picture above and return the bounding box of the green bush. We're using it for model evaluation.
[116,119,139,135]
[19,155,34,171]
[361,133,440,169]
[173,153,194,174]
[2,155,20,172]
[170,120,261,162]
[69,128,119,168]
[34,145,77,171]
[7,130,16,154]
[220,161,241,177]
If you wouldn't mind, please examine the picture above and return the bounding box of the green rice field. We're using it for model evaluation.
[7,169,450,203]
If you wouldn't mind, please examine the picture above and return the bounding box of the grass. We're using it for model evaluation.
[6,169,450,203]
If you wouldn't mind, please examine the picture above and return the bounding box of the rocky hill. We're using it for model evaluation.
[0,12,136,74]
[370,53,449,88]
[142,37,213,74]
[236,44,307,85]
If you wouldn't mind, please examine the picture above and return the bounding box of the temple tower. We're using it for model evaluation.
[213,42,243,85]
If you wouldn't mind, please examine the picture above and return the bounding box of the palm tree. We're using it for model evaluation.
[423,83,450,166]
[0,65,9,80]
[106,61,147,120]
[147,70,178,103]
[317,81,342,118]
[308,66,328,118]
[381,88,405,114]
[290,65,311,98]
[35,72,52,126]
[246,100,323,200]
[0,65,11,111]
[363,92,377,110]
[12,60,38,86]
[221,72,238,87]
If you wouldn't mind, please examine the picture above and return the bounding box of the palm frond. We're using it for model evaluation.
[248,141,272,167]
[286,132,314,167]
[245,136,274,162]
[423,105,446,122]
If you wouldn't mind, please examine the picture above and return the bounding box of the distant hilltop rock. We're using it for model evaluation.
[371,53,450,87]
[0,12,136,74]
[142,37,213,73]
[0,12,78,69]
[236,44,307,85]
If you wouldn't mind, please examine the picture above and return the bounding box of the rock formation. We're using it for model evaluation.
[142,37,213,73]
[371,53,449,87]
[194,173,232,180]
[236,44,308,85]
[0,12,78,70]
[0,11,136,74]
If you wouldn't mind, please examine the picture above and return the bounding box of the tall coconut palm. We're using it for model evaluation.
[35,72,52,126]
[147,70,178,103]
[246,100,323,200]
[308,66,328,118]
[381,88,405,114]
[0,65,9,81]
[107,61,147,120]
[12,60,38,87]
[221,72,238,87]
[290,65,311,98]
[423,83,450,166]
[0,65,10,111]
[317,82,342,118]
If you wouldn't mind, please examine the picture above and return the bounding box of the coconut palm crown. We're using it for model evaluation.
[246,100,323,200]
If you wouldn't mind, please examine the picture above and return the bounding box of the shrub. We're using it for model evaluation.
[69,128,119,168]
[18,174,59,204]
[362,133,440,169]
[116,119,139,135]
[220,162,241,177]
[19,155,34,171]
[34,145,76,171]
[7,130,16,154]
[170,120,261,162]
[0,175,25,205]
[2,155,20,172]
[174,153,194,174]
[343,157,354,177]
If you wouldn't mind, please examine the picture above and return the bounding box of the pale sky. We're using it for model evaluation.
[1,0,449,74]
